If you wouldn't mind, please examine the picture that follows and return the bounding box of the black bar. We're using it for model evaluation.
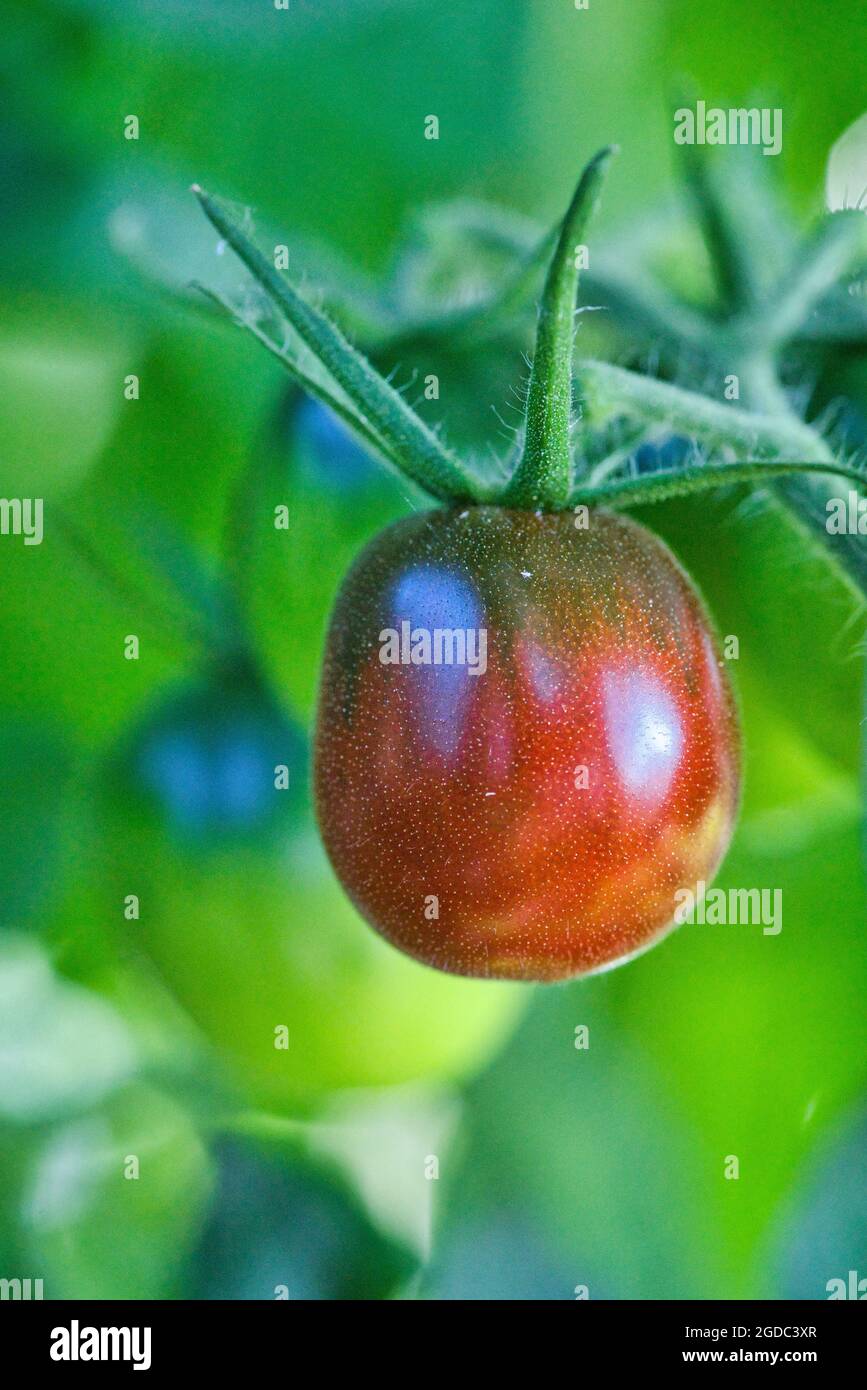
[0,1298,862,1374]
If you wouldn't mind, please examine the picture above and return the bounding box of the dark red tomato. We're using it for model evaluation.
[314,507,740,981]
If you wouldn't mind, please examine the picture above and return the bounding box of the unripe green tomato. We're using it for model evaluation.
[97,665,522,1112]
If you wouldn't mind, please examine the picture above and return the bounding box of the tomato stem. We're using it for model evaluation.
[502,146,617,510]
[196,281,416,477]
[757,212,867,349]
[578,359,832,462]
[679,140,763,312]
[187,157,867,556]
[571,458,867,510]
[192,186,481,504]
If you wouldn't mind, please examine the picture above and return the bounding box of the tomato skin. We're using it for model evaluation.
[315,506,741,981]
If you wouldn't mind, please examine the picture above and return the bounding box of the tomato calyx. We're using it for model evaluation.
[191,150,867,531]
[499,145,617,512]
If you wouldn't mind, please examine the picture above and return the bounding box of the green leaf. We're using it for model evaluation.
[389,198,553,344]
[241,430,409,718]
[648,488,865,777]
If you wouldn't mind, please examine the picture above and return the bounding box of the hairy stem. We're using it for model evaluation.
[502,147,617,509]
[578,359,831,461]
[570,459,867,510]
[758,211,867,349]
[680,142,762,311]
[192,186,479,503]
[197,283,413,476]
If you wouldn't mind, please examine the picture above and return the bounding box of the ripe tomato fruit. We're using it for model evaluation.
[315,506,740,981]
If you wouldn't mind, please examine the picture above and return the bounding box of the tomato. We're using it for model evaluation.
[130,665,307,842]
[287,393,384,493]
[95,662,522,1110]
[315,506,741,981]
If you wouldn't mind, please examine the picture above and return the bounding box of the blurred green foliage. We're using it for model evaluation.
[0,0,865,1301]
